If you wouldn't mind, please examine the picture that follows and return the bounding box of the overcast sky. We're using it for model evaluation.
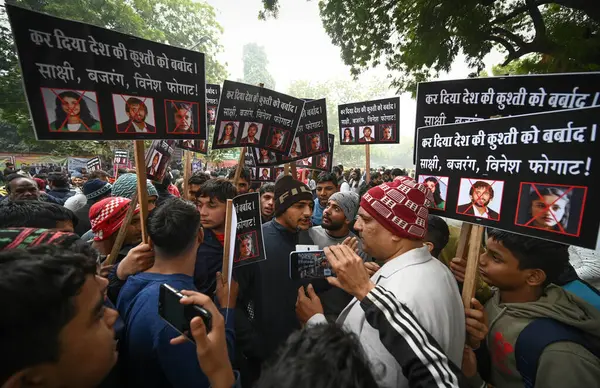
[205,0,505,138]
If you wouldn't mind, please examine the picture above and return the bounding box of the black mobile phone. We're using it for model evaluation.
[289,250,335,280]
[158,284,212,341]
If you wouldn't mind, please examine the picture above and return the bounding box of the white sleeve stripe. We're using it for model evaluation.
[368,287,459,388]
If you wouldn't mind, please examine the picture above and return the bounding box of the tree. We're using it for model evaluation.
[241,43,275,88]
[287,78,414,169]
[260,1,600,93]
[0,0,227,155]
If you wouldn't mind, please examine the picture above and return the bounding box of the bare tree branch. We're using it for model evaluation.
[491,26,527,47]
[491,0,553,24]
[488,35,518,58]
[527,0,547,40]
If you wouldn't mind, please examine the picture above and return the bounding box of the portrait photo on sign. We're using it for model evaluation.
[266,127,291,152]
[207,105,217,126]
[147,150,163,178]
[358,126,375,143]
[240,122,263,145]
[165,100,200,135]
[297,157,312,167]
[305,131,324,154]
[112,94,156,134]
[515,182,587,237]
[259,168,272,181]
[456,178,504,221]
[216,121,239,145]
[249,168,256,180]
[317,154,330,170]
[41,88,102,133]
[418,175,449,211]
[379,124,396,142]
[274,167,284,179]
[341,127,355,143]
[255,148,277,164]
[236,231,259,262]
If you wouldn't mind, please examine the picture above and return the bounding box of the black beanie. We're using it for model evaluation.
[274,175,313,217]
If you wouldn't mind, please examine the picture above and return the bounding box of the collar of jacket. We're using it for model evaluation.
[271,219,300,237]
[201,228,223,249]
[374,246,432,281]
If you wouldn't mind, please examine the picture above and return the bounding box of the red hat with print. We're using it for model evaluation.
[360,176,433,239]
[89,197,140,241]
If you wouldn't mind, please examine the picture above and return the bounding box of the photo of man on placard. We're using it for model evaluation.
[259,168,271,181]
[456,179,504,221]
[114,94,156,134]
[166,100,199,134]
[42,88,102,133]
[241,122,262,145]
[358,126,374,143]
[379,124,395,142]
[207,106,217,125]
[147,150,163,177]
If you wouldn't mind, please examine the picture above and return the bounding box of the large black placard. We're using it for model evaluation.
[233,193,266,267]
[86,156,101,171]
[212,81,304,154]
[414,72,600,162]
[416,107,599,249]
[7,5,206,140]
[206,84,221,127]
[338,97,400,145]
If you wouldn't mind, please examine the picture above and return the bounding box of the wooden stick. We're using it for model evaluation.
[365,144,371,183]
[182,150,191,200]
[221,199,234,281]
[461,225,484,307]
[455,223,473,261]
[284,163,290,176]
[290,163,297,180]
[105,191,139,265]
[233,147,246,187]
[133,140,149,244]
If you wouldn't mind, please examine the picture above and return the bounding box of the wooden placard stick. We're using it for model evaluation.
[284,163,290,176]
[290,163,297,180]
[133,140,149,244]
[233,147,246,187]
[455,223,473,261]
[105,191,139,266]
[461,224,485,307]
[365,144,371,183]
[221,199,234,285]
[182,150,192,200]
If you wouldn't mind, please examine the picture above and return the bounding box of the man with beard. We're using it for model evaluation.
[259,183,275,223]
[312,172,338,226]
[117,97,156,133]
[359,126,374,143]
[457,180,499,220]
[241,123,260,144]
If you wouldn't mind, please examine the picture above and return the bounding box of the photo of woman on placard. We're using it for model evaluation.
[48,90,102,132]
[218,122,238,145]
[342,127,354,143]
[422,176,447,210]
[257,148,276,164]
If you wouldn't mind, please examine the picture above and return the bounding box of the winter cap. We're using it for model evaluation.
[112,173,158,199]
[360,176,433,239]
[89,197,139,242]
[83,179,112,200]
[329,192,359,221]
[71,171,83,179]
[274,175,313,217]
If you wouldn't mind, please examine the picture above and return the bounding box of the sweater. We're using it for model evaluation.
[116,272,235,388]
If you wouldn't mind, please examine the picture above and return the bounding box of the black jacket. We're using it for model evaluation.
[46,187,75,200]
[74,202,92,237]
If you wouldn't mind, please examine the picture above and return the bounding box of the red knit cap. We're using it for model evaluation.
[89,197,140,241]
[360,176,433,239]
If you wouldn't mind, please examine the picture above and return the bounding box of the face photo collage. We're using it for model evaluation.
[340,124,396,144]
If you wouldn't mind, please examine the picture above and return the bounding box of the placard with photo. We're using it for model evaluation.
[206,83,221,127]
[233,193,266,268]
[338,97,400,145]
[145,140,175,183]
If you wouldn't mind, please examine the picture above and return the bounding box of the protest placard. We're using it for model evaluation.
[206,83,221,127]
[177,139,208,155]
[145,140,175,183]
[212,80,305,155]
[414,72,600,162]
[338,97,400,145]
[6,5,207,141]
[113,150,129,166]
[416,106,598,249]
[295,134,335,172]
[191,160,203,173]
[233,193,266,267]
[86,156,101,171]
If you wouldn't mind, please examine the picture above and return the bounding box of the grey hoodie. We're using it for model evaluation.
[470,284,600,388]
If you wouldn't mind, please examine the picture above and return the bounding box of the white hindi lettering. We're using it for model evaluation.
[29,29,53,47]
[453,132,471,147]
[36,61,75,83]
[166,79,197,96]
[425,93,439,104]
[439,89,461,104]
[256,110,272,121]
[223,107,237,117]
[541,121,588,144]
[548,87,591,109]
[462,89,480,104]
[446,157,477,172]
[259,95,274,107]
[239,109,254,118]
[454,116,483,123]
[423,113,446,126]
[486,127,519,150]
[528,154,588,176]
[53,29,87,52]
[480,88,495,105]
[421,137,433,148]
[419,156,439,170]
[367,115,380,123]
[129,49,156,68]
[528,87,546,107]
[520,125,540,144]
[86,69,125,87]
[111,43,128,60]
[87,36,111,57]
[170,57,195,73]
[471,130,486,147]
[273,115,293,127]
[432,133,453,148]
[340,118,350,125]
[133,73,162,92]
[485,154,522,174]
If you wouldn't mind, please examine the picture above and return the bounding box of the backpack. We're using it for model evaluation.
[515,318,600,388]
[562,279,600,311]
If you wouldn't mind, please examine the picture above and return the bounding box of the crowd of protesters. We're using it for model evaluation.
[0,159,599,388]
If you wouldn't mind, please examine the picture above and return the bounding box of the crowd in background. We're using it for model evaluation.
[0,159,599,388]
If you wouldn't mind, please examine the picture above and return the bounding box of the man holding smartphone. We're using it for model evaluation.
[116,198,236,388]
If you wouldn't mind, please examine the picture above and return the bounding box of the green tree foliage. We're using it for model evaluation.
[0,0,227,155]
[260,1,600,93]
[287,78,414,169]
[241,43,275,89]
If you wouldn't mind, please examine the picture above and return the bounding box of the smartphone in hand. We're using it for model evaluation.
[158,283,212,341]
[290,250,335,280]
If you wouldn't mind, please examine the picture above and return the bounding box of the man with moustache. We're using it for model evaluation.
[241,123,260,144]
[358,126,374,143]
[117,97,156,133]
[259,183,275,223]
[457,180,499,220]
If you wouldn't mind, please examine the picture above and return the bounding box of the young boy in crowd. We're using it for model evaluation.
[312,172,338,226]
[464,229,600,388]
[228,167,250,195]
[259,182,275,223]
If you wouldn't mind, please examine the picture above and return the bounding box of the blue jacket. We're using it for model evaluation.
[311,198,325,226]
[116,272,235,388]
[46,187,75,200]
[194,228,224,295]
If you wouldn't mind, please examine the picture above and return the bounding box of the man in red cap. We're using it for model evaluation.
[296,176,465,388]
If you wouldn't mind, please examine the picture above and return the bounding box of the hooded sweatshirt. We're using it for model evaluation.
[471,284,600,388]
